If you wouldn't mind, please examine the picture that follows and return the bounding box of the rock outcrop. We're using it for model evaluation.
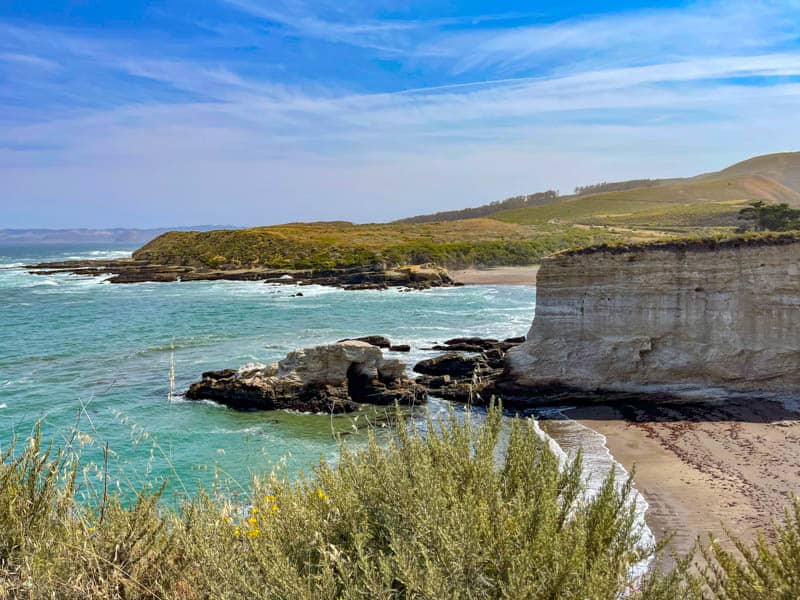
[413,336,525,403]
[186,341,425,413]
[507,235,800,394]
[26,260,454,289]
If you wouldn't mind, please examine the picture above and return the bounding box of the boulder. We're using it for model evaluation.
[337,335,392,348]
[413,353,484,378]
[186,341,425,413]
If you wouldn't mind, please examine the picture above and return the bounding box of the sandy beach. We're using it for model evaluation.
[566,398,800,561]
[450,265,539,285]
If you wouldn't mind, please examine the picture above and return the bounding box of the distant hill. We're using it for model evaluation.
[695,152,800,193]
[396,191,562,224]
[493,174,800,227]
[36,151,800,272]
[0,226,238,245]
[401,151,800,230]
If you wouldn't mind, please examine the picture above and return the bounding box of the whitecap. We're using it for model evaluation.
[0,403,6,409]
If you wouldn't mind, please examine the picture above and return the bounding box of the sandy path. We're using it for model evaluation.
[567,398,800,561]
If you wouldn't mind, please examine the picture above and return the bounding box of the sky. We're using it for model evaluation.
[2,1,800,228]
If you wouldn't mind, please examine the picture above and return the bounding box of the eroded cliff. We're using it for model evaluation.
[506,236,800,393]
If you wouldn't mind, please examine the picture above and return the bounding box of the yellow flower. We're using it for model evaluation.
[234,528,241,536]
[317,488,329,502]
[270,504,279,514]
[248,527,260,538]
[264,495,276,503]
[247,517,258,525]
[88,527,95,533]
[250,507,259,515]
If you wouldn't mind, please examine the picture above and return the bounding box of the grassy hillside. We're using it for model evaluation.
[397,191,562,224]
[134,219,625,270]
[697,151,800,193]
[491,175,800,227]
[132,152,800,272]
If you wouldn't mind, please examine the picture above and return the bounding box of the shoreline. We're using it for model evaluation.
[450,265,539,286]
[565,398,800,560]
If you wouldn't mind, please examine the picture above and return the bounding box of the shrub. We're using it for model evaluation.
[2,407,800,598]
[0,406,656,598]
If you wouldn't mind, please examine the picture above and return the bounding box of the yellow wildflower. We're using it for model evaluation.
[317,488,330,502]
[247,516,258,525]
[264,495,276,503]
[88,527,95,533]
[250,507,259,515]
[233,528,241,536]
[248,527,260,538]
[270,504,279,514]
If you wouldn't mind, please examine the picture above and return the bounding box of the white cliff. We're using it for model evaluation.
[506,236,800,393]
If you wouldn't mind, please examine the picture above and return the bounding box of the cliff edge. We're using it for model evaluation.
[506,235,800,393]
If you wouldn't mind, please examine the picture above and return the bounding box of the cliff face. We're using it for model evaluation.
[507,239,800,393]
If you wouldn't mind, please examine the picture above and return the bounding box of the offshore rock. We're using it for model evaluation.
[413,336,526,404]
[507,235,800,394]
[186,341,426,413]
[26,259,455,290]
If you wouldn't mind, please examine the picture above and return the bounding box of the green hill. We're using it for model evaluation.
[696,152,800,193]
[133,219,625,270]
[132,151,800,272]
[492,174,800,227]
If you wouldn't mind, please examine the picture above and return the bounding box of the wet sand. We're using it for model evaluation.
[567,398,800,560]
[450,266,539,285]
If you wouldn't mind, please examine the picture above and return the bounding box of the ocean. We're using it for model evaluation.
[0,244,540,490]
[0,243,652,574]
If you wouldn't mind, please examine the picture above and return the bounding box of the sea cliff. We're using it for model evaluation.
[506,235,800,393]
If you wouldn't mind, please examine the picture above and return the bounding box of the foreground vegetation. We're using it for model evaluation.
[2,405,800,598]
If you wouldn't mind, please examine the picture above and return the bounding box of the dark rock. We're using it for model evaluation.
[389,344,411,352]
[337,335,392,348]
[413,353,484,378]
[25,259,456,291]
[186,341,425,413]
[412,334,527,405]
[432,343,484,352]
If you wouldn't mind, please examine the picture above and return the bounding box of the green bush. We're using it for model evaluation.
[2,407,800,598]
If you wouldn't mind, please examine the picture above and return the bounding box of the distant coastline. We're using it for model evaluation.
[0,226,239,246]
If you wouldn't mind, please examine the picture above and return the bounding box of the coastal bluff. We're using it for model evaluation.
[506,235,800,393]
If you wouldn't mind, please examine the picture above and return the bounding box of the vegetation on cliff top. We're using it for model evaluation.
[555,230,800,257]
[133,220,625,270]
[2,405,799,598]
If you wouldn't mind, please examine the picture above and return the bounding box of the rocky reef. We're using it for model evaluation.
[413,337,525,404]
[26,259,455,289]
[185,341,425,413]
[507,235,800,394]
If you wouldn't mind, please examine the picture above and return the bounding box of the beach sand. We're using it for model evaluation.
[450,265,539,285]
[567,398,800,561]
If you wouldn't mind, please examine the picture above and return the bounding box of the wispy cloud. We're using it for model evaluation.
[3,1,800,226]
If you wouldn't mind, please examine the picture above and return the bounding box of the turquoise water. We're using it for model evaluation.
[0,244,537,496]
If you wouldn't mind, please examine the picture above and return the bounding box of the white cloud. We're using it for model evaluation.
[3,1,800,226]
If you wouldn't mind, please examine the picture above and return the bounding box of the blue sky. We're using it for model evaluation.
[2,0,800,228]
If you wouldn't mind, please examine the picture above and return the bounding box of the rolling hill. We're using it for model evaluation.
[122,151,800,273]
[401,151,800,229]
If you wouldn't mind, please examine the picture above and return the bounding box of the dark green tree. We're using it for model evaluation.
[738,201,800,231]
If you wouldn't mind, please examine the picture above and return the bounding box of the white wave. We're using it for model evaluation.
[0,403,6,410]
[532,410,655,588]
[0,262,24,269]
[61,250,132,260]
